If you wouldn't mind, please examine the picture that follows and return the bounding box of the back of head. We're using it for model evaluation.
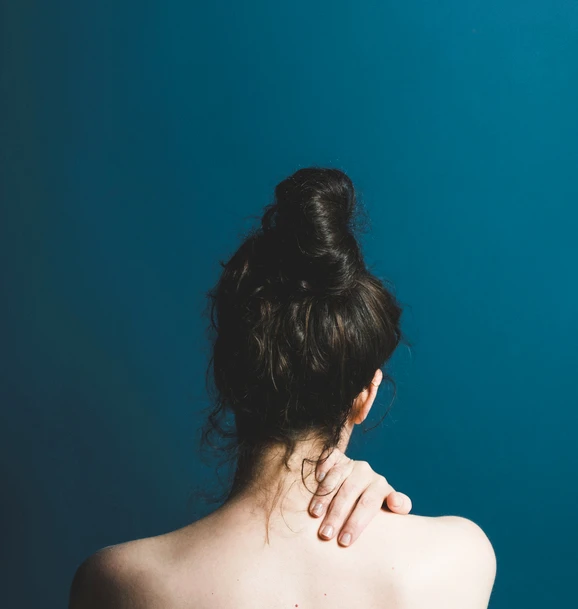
[204,167,406,496]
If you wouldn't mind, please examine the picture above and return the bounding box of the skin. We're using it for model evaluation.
[308,369,412,546]
[69,369,496,608]
[310,446,412,546]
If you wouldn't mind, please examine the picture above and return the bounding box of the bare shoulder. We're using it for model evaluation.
[431,515,496,577]
[435,515,496,561]
[400,514,497,609]
[363,511,496,609]
[68,537,175,609]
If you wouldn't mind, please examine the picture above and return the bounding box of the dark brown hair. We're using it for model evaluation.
[202,167,408,501]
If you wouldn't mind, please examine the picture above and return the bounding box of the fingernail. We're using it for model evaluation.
[320,525,333,538]
[312,503,323,516]
[317,472,326,482]
[392,494,402,507]
[340,533,352,546]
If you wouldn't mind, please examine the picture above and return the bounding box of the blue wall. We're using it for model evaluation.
[1,2,577,607]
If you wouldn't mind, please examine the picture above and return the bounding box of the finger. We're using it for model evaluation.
[336,486,387,546]
[314,447,344,483]
[317,462,374,539]
[309,456,354,518]
[385,491,412,514]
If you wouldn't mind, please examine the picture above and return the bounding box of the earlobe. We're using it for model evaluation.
[354,389,375,425]
[351,390,369,425]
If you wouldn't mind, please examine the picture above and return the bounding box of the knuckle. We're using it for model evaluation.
[358,460,372,474]
[377,474,389,487]
[341,478,361,497]
[315,483,333,498]
[325,474,343,492]
[329,463,345,479]
[358,493,376,509]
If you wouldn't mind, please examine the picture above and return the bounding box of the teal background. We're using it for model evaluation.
[1,1,577,607]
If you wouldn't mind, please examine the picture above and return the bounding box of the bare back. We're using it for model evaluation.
[70,501,496,609]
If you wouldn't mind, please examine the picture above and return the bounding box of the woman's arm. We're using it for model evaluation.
[310,448,412,547]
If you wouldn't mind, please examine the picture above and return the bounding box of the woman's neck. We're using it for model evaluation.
[223,426,353,520]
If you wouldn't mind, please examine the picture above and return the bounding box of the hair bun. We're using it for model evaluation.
[273,167,356,231]
[260,167,365,295]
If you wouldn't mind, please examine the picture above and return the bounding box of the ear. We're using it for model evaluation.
[350,369,383,425]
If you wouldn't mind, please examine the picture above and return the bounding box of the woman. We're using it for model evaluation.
[70,168,496,608]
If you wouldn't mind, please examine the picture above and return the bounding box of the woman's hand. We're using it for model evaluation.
[309,448,412,547]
